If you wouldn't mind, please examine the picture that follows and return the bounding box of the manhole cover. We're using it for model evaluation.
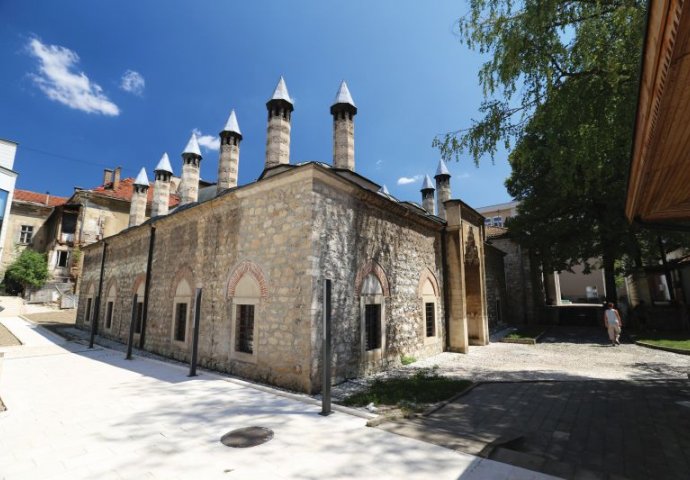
[220,427,274,448]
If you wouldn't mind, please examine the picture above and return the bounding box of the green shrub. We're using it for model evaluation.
[3,249,48,296]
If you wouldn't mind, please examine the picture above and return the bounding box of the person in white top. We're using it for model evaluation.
[604,302,622,346]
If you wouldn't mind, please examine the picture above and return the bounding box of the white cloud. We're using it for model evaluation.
[193,129,220,151]
[375,159,383,170]
[458,172,471,179]
[397,175,422,185]
[26,38,119,116]
[120,70,145,96]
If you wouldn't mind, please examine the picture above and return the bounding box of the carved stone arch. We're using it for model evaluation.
[465,227,480,266]
[227,260,268,299]
[354,260,390,297]
[169,264,195,298]
[417,267,440,298]
[132,273,146,295]
[104,277,118,299]
[82,280,95,296]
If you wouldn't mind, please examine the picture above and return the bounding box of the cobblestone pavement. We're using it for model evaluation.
[363,328,690,480]
[381,379,690,480]
[332,327,690,402]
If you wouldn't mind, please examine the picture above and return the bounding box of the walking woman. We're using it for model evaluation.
[604,302,622,346]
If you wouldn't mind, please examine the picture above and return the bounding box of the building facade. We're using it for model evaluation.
[0,190,67,274]
[76,79,489,393]
[0,139,19,276]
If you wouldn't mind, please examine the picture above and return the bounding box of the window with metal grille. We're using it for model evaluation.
[365,304,381,350]
[174,303,187,342]
[135,302,144,334]
[19,225,33,244]
[425,302,435,337]
[236,304,254,354]
[105,301,114,329]
[85,298,92,323]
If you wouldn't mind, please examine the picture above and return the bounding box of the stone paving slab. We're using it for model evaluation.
[0,316,556,480]
[0,323,20,347]
[380,379,690,480]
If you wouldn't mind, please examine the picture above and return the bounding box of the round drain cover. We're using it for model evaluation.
[220,427,274,448]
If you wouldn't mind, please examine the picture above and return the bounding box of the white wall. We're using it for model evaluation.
[0,139,19,274]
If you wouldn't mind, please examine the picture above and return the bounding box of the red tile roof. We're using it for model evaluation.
[91,178,180,207]
[14,189,68,207]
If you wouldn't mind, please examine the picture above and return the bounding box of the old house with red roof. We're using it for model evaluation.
[1,189,68,274]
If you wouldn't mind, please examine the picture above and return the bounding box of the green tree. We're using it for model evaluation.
[434,0,646,301]
[4,249,49,296]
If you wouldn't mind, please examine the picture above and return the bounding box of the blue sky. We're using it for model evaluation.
[0,0,513,208]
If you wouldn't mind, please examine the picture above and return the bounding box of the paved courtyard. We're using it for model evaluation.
[0,315,553,480]
[372,328,690,480]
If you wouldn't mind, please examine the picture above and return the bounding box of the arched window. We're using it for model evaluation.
[358,268,389,366]
[229,273,261,363]
[104,283,117,331]
[82,283,95,324]
[418,268,440,343]
[172,278,192,345]
[134,278,145,335]
[421,279,437,339]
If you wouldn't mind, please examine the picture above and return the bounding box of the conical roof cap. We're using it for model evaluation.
[183,132,202,157]
[270,76,293,104]
[333,80,356,107]
[223,109,241,135]
[435,159,450,177]
[133,167,149,186]
[154,153,173,174]
[421,174,434,190]
[378,184,390,195]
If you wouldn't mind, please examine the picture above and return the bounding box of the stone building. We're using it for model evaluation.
[76,78,489,393]
[0,190,68,275]
[38,164,184,288]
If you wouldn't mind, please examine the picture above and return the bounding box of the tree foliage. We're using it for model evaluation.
[4,249,49,295]
[435,0,648,300]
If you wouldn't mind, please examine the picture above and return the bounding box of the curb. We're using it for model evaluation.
[635,340,690,356]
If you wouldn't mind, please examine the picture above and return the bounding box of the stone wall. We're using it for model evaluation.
[77,164,450,393]
[78,168,315,392]
[490,236,538,324]
[484,243,507,329]
[309,172,445,389]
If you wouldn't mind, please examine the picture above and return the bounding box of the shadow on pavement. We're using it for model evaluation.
[380,378,690,480]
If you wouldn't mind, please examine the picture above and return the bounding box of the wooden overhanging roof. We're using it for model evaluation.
[626,0,690,226]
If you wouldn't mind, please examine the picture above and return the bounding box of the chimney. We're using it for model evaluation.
[103,168,113,186]
[218,109,242,192]
[180,133,202,205]
[265,76,293,169]
[152,153,173,217]
[113,166,122,190]
[129,168,150,227]
[331,81,357,171]
[434,159,451,220]
[420,175,435,214]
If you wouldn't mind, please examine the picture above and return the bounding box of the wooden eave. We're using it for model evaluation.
[626,0,690,225]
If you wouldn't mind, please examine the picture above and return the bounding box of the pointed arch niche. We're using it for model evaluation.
[418,268,441,343]
[82,282,95,325]
[170,266,195,347]
[103,280,117,332]
[227,261,268,364]
[355,261,389,366]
